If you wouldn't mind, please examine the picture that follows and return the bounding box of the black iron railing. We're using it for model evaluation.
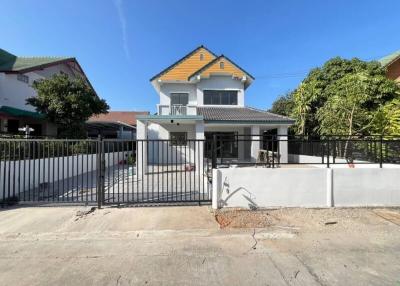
[1,135,399,207]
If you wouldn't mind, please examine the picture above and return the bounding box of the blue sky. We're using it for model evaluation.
[1,0,399,113]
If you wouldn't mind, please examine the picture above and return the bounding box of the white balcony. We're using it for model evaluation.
[158,105,197,116]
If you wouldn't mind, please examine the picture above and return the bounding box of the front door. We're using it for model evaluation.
[205,132,238,158]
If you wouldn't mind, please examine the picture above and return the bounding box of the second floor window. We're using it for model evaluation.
[204,90,238,105]
[170,93,189,106]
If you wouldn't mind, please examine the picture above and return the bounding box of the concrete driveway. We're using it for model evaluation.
[0,206,399,285]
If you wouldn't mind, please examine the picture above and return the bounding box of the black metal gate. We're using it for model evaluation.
[0,138,212,206]
[100,139,212,205]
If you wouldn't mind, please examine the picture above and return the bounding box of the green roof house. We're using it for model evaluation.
[379,50,400,82]
[0,48,93,137]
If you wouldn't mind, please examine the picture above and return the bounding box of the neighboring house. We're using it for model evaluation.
[0,48,94,137]
[379,50,400,82]
[87,111,149,139]
[136,45,294,170]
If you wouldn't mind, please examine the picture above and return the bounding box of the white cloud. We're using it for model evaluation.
[113,0,130,60]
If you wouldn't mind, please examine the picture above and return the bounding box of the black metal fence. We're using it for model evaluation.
[208,134,400,168]
[1,135,399,207]
[0,139,101,205]
[0,138,211,206]
[102,139,211,205]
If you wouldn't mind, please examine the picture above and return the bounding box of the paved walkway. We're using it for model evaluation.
[0,206,399,285]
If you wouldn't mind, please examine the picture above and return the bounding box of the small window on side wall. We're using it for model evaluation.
[170,132,187,146]
[219,61,224,69]
[200,53,204,61]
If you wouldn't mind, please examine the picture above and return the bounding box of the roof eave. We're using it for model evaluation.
[204,120,294,125]
[2,57,97,95]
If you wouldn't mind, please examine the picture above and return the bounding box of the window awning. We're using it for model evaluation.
[0,106,45,119]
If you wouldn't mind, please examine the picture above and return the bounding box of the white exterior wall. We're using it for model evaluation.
[213,167,400,209]
[333,168,400,206]
[0,73,42,112]
[0,63,80,136]
[147,122,197,165]
[158,83,197,105]
[215,168,328,208]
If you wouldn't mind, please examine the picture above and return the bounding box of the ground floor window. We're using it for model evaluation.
[205,132,238,158]
[170,132,187,146]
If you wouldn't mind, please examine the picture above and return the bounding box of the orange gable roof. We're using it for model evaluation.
[192,56,253,80]
[150,45,254,86]
[150,46,216,82]
[156,47,216,81]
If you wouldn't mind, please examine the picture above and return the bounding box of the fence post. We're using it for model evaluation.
[380,135,383,168]
[327,137,330,168]
[97,135,104,208]
[212,134,217,169]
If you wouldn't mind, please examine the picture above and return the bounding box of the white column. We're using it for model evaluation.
[250,125,260,162]
[136,120,148,176]
[278,126,288,163]
[195,121,205,192]
[212,169,221,209]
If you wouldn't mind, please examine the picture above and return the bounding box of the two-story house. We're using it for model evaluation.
[0,48,94,137]
[136,45,294,173]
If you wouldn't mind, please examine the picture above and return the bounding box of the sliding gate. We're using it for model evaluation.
[0,138,212,206]
[101,139,212,205]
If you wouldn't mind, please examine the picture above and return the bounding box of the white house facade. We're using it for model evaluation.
[0,48,93,137]
[136,46,294,174]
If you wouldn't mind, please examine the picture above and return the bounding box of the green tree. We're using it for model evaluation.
[290,57,399,135]
[316,73,373,136]
[27,74,109,138]
[268,92,294,116]
[291,81,320,135]
[373,98,400,135]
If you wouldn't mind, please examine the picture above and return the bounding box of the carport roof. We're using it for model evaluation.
[197,106,294,124]
[85,120,136,131]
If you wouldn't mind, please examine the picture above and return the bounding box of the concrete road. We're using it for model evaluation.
[0,206,399,285]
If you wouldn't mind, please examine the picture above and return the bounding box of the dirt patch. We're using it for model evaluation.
[215,209,282,228]
[214,207,400,230]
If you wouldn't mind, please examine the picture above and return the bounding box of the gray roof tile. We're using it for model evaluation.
[197,106,294,123]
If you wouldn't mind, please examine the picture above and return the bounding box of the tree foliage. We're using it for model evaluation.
[373,98,400,135]
[27,74,109,138]
[269,57,400,136]
[268,92,294,116]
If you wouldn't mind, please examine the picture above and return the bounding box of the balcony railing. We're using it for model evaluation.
[158,105,197,116]
[171,104,186,115]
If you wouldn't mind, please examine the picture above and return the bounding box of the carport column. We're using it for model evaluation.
[195,121,205,192]
[278,126,288,163]
[136,119,148,176]
[250,125,260,162]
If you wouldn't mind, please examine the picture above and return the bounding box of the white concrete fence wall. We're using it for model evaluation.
[212,167,400,209]
[0,151,130,199]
